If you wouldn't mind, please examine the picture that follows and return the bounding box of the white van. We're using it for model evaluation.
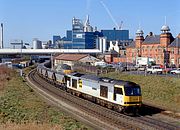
[94,61,107,67]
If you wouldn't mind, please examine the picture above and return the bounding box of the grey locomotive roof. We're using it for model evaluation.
[81,74,100,81]
[143,35,160,44]
[169,38,180,47]
[81,74,130,86]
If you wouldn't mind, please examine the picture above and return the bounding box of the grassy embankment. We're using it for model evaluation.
[102,72,180,112]
[0,66,90,130]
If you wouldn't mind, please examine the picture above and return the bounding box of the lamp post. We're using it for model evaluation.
[20,41,23,76]
[51,53,56,70]
[51,53,53,70]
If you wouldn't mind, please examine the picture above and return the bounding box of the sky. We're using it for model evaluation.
[0,0,180,48]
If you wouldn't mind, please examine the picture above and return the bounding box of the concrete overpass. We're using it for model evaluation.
[0,48,103,55]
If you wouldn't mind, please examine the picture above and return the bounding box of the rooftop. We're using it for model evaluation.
[169,37,180,47]
[126,41,135,48]
[55,54,88,61]
[143,35,160,44]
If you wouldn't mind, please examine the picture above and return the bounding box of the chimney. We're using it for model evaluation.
[0,23,3,49]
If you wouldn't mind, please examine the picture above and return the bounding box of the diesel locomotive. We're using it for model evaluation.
[37,63,142,114]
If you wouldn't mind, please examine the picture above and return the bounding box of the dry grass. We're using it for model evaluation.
[102,72,180,112]
[0,67,90,130]
[0,123,62,130]
[0,66,13,94]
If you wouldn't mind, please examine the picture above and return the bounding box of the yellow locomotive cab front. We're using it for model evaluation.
[122,84,142,107]
[123,96,142,106]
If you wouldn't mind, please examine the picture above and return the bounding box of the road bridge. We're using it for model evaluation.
[0,49,102,55]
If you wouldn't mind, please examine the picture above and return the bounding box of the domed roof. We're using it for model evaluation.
[136,29,144,36]
[161,25,170,31]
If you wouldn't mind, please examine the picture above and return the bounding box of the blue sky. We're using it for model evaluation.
[0,0,180,47]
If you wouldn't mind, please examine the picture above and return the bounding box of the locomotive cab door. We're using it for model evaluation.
[113,86,123,104]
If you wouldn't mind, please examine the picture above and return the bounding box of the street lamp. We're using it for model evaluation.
[20,40,23,76]
[51,53,56,70]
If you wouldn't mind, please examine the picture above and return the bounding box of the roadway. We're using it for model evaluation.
[123,70,180,78]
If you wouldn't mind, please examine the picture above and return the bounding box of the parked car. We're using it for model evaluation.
[162,67,176,74]
[135,65,147,71]
[114,62,136,71]
[170,68,180,74]
[146,65,163,74]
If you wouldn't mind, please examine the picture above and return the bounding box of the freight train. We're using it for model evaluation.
[37,63,142,114]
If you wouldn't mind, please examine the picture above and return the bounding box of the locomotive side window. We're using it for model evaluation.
[72,79,77,88]
[113,87,123,101]
[100,85,108,98]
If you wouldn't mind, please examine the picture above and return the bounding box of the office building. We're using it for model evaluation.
[33,38,42,49]
[101,29,129,41]
[53,35,61,45]
[56,16,102,49]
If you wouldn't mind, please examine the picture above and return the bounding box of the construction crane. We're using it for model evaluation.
[119,21,123,30]
[100,1,123,30]
[100,1,119,29]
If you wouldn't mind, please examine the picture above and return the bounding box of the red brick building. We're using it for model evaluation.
[104,50,118,63]
[126,25,180,67]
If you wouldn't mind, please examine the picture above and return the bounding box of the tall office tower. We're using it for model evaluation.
[0,23,3,49]
[72,17,85,49]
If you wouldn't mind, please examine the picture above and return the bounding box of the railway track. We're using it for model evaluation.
[27,69,180,130]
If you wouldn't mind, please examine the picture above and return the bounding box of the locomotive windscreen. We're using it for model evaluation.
[124,83,141,96]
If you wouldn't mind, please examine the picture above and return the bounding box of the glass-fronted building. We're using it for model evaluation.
[53,35,61,44]
[101,29,129,41]
[53,16,131,50]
